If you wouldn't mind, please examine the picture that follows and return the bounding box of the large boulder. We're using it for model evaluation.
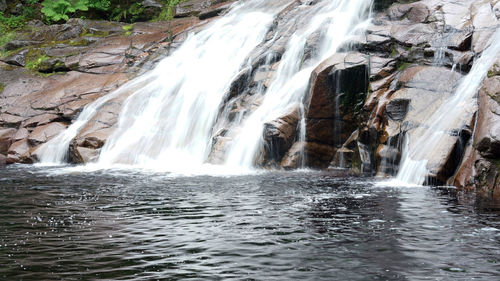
[298,52,368,168]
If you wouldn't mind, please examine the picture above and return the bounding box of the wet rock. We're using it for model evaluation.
[306,52,369,119]
[385,98,410,121]
[390,23,434,46]
[0,0,6,12]
[71,146,100,164]
[281,141,336,169]
[262,106,299,166]
[0,128,16,155]
[329,130,361,169]
[376,144,401,176]
[300,52,369,168]
[474,76,500,159]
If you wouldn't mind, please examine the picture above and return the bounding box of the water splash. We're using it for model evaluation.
[396,26,500,185]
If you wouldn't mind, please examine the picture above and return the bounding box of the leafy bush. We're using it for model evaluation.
[41,0,111,22]
[0,11,26,29]
[41,0,89,22]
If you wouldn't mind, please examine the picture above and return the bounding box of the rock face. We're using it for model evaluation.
[455,62,500,199]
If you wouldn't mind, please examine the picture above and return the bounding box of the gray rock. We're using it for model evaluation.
[385,98,410,121]
[3,40,41,51]
[142,0,163,8]
[1,49,28,67]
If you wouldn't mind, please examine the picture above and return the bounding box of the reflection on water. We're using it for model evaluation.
[0,166,499,280]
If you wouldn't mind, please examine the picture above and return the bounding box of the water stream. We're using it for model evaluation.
[396,26,500,185]
[224,0,372,168]
[37,0,290,171]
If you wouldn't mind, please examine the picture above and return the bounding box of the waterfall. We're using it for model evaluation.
[396,26,500,185]
[37,0,373,174]
[223,0,373,168]
[37,0,288,170]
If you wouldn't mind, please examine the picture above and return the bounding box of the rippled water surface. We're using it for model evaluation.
[1,166,499,280]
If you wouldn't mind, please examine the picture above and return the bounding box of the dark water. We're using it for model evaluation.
[0,166,499,280]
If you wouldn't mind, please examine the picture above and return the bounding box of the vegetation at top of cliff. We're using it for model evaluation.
[1,0,184,26]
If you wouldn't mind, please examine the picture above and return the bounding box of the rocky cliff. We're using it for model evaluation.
[0,0,499,198]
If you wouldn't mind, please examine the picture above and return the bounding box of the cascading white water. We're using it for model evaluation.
[38,0,290,171]
[223,0,373,168]
[396,26,500,185]
[36,75,155,164]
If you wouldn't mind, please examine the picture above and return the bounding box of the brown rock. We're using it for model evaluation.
[281,141,336,169]
[407,3,429,23]
[262,106,300,165]
[28,122,67,146]
[475,76,500,158]
[22,114,61,128]
[7,139,31,164]
[306,52,368,119]
[12,128,29,142]
[0,128,16,154]
[303,52,368,169]
[71,146,100,163]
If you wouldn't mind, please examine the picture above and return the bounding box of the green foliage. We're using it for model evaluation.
[0,83,5,94]
[397,62,411,71]
[25,53,50,72]
[110,3,144,22]
[0,11,26,29]
[0,30,15,50]
[87,0,111,11]
[157,0,182,21]
[122,23,134,36]
[41,0,89,22]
